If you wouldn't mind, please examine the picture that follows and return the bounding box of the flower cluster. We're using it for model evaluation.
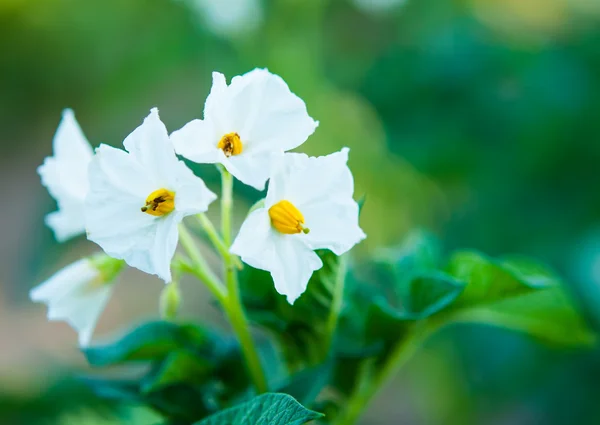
[32,69,366,346]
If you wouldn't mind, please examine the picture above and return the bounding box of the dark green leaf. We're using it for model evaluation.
[84,321,213,366]
[142,351,215,394]
[193,393,322,425]
[277,361,333,406]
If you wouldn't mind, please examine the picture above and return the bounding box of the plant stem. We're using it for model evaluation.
[177,224,227,303]
[325,255,347,350]
[333,325,435,425]
[219,168,268,394]
[196,213,242,269]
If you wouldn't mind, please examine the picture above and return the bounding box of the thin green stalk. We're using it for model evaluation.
[333,325,435,425]
[196,213,242,269]
[219,168,268,394]
[325,255,347,350]
[177,224,227,303]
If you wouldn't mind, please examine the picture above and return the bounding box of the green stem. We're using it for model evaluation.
[325,255,347,350]
[196,213,242,269]
[177,224,227,303]
[333,325,435,425]
[219,168,268,394]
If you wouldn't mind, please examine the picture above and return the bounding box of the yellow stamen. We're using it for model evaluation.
[141,188,175,217]
[217,132,243,157]
[268,200,310,235]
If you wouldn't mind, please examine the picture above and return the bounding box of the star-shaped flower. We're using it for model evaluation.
[85,108,217,282]
[30,255,125,347]
[170,68,319,190]
[231,148,366,303]
[38,109,93,242]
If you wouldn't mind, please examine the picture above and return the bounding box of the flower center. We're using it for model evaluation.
[141,188,175,217]
[268,200,310,235]
[217,132,243,157]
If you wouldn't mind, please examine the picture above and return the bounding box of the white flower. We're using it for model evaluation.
[85,108,217,282]
[38,109,93,242]
[231,148,366,303]
[30,255,125,347]
[170,69,319,190]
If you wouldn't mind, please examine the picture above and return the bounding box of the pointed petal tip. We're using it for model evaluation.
[61,108,75,119]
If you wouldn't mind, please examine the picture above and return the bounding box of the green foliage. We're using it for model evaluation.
[240,249,344,369]
[84,321,212,366]
[193,393,322,425]
[82,321,249,423]
[80,232,596,424]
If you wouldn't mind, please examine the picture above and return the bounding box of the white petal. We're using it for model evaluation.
[30,259,113,347]
[150,212,181,282]
[38,109,93,241]
[271,236,322,304]
[230,209,323,304]
[224,69,318,154]
[222,151,278,191]
[204,72,228,124]
[230,209,279,271]
[123,108,180,181]
[170,161,218,215]
[270,148,354,208]
[170,119,223,164]
[86,146,166,279]
[302,201,366,255]
[265,147,365,256]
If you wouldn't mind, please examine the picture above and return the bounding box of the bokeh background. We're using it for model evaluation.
[2,0,600,424]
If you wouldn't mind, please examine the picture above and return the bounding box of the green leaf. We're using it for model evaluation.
[449,286,596,345]
[443,251,596,346]
[84,321,213,366]
[142,351,215,394]
[363,232,456,344]
[193,393,322,425]
[277,361,333,406]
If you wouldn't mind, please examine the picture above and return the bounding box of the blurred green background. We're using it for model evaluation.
[2,0,600,424]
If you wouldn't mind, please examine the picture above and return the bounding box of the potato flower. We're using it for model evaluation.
[231,148,366,303]
[85,108,217,282]
[30,254,125,346]
[170,69,318,190]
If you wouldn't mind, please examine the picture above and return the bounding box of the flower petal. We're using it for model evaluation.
[265,147,365,256]
[38,109,93,241]
[268,148,355,208]
[231,209,279,271]
[150,212,181,282]
[302,201,366,255]
[45,205,87,243]
[230,208,323,304]
[271,236,323,304]
[222,151,278,191]
[123,108,181,182]
[170,161,218,215]
[30,259,114,347]
[170,119,223,164]
[86,145,169,280]
[224,69,318,154]
[204,71,228,124]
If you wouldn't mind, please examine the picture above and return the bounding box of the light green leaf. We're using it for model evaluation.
[193,393,322,425]
[444,251,595,346]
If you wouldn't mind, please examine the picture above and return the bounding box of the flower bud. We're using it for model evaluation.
[160,281,181,320]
